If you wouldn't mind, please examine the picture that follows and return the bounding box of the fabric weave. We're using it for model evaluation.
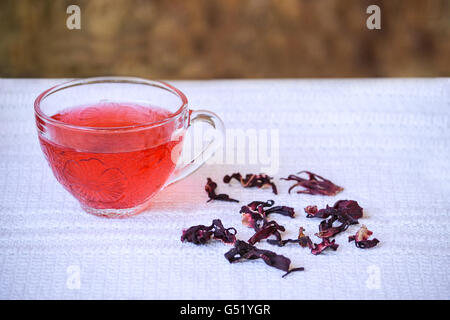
[0,78,449,299]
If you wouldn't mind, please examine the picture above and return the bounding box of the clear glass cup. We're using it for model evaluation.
[35,77,224,218]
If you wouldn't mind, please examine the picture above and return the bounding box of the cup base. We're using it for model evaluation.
[81,200,152,218]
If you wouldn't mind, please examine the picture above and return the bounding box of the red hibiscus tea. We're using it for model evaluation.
[35,77,224,218]
[38,102,184,214]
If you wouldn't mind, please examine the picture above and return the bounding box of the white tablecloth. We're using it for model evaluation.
[0,78,449,300]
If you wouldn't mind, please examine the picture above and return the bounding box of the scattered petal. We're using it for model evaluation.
[315,217,350,238]
[181,219,237,245]
[265,206,295,218]
[305,200,363,225]
[248,220,285,245]
[311,238,339,255]
[240,200,294,231]
[205,178,239,203]
[224,240,303,277]
[281,171,343,196]
[224,173,278,194]
[348,225,380,249]
[267,227,313,249]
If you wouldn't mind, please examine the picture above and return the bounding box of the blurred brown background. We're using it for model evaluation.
[0,0,449,78]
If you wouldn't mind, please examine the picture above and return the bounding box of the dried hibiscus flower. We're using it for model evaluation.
[315,216,350,239]
[268,227,339,255]
[240,200,295,231]
[240,205,266,230]
[311,237,339,255]
[211,219,238,244]
[268,227,313,249]
[348,225,380,249]
[304,200,363,225]
[224,173,278,195]
[205,178,239,203]
[224,240,304,277]
[333,200,364,222]
[248,220,285,245]
[181,219,237,245]
[246,200,275,211]
[247,200,295,218]
[265,205,295,218]
[282,171,343,196]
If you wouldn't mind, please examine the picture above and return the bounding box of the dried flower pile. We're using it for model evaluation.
[182,171,379,278]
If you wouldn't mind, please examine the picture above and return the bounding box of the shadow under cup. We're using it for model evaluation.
[35,77,192,218]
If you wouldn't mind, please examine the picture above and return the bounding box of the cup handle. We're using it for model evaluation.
[163,109,225,188]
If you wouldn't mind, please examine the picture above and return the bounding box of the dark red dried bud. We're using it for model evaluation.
[224,173,278,195]
[211,219,237,244]
[224,240,304,277]
[205,178,239,203]
[348,225,380,249]
[181,224,214,245]
[281,171,343,196]
[311,237,339,255]
[181,219,237,245]
[248,220,285,245]
[304,200,363,225]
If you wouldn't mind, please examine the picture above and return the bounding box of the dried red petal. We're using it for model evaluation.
[311,238,339,255]
[224,240,303,277]
[241,213,256,229]
[282,171,343,196]
[240,204,266,230]
[205,178,239,203]
[348,225,380,249]
[333,200,363,222]
[240,200,294,231]
[246,200,275,211]
[211,219,237,244]
[224,173,278,194]
[315,217,350,238]
[265,206,295,218]
[304,205,318,216]
[181,219,237,245]
[181,225,213,245]
[248,220,285,245]
[304,205,337,219]
[304,200,363,225]
[267,226,313,249]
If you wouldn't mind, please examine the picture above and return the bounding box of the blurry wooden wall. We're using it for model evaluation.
[0,0,449,78]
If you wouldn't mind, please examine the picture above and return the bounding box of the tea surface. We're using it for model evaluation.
[39,103,183,210]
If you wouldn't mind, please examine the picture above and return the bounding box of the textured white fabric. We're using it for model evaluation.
[0,78,449,300]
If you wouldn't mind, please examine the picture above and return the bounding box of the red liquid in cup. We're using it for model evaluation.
[38,103,184,210]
